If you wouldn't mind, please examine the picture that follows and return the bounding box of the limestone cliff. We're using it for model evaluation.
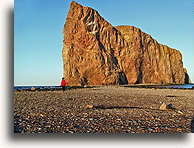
[62,1,189,85]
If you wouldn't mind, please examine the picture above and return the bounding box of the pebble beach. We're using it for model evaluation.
[14,86,194,133]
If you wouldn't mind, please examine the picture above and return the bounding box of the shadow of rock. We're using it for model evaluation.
[91,105,159,111]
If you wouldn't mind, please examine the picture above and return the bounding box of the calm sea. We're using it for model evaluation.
[14,86,61,90]
[14,84,194,90]
[151,84,194,89]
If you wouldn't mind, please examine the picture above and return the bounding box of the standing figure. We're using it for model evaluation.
[60,77,66,92]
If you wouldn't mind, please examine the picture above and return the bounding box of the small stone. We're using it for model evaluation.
[159,102,168,110]
[39,114,44,117]
[31,87,36,91]
[86,105,94,109]
[159,102,176,111]
[68,130,74,133]
[177,110,184,115]
[37,128,42,131]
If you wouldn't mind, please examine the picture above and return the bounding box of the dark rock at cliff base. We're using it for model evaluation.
[62,1,190,86]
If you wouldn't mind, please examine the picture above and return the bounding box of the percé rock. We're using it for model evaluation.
[62,1,190,85]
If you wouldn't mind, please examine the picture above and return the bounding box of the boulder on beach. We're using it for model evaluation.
[159,102,176,111]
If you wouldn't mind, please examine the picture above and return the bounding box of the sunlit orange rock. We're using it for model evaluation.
[62,1,189,85]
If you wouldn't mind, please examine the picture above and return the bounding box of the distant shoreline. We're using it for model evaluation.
[14,84,194,91]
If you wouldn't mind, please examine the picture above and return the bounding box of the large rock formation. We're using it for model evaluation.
[62,1,190,85]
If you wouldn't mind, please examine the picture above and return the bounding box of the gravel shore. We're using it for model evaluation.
[14,86,194,133]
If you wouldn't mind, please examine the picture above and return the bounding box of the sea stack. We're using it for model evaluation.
[62,1,190,86]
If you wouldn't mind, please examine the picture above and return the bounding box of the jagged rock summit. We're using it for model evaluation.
[62,1,190,85]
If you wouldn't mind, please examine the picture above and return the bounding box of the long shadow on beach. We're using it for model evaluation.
[92,105,160,111]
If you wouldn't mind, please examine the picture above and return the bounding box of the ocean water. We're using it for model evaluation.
[156,84,194,89]
[14,86,61,90]
[14,84,194,90]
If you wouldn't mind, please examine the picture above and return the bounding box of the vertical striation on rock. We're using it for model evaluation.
[115,26,187,84]
[62,1,190,86]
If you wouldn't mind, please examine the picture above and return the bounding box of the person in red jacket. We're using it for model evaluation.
[60,77,66,92]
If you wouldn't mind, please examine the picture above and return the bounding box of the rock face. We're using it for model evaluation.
[62,1,190,85]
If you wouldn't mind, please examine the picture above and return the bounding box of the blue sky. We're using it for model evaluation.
[14,0,193,86]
